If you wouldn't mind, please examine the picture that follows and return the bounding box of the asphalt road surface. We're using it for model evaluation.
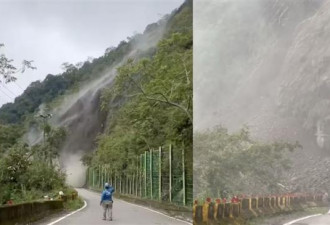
[286,213,330,225]
[37,188,190,225]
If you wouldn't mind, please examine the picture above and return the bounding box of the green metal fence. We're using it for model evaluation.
[86,145,193,206]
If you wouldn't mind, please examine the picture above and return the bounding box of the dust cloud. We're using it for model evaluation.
[194,0,330,192]
[25,18,168,187]
[60,152,87,187]
[194,0,326,143]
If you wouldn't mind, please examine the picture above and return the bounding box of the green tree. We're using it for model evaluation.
[45,127,67,166]
[0,134,66,204]
[0,124,24,153]
[110,32,192,121]
[194,126,301,199]
[0,44,36,83]
[93,32,192,176]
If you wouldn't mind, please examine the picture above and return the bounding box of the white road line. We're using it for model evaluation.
[283,214,322,225]
[46,200,87,225]
[117,199,192,225]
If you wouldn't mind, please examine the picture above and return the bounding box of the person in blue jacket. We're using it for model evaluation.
[100,183,115,221]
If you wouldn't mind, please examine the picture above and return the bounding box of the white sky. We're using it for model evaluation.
[0,0,184,106]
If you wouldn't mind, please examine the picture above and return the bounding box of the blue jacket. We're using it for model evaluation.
[100,186,115,203]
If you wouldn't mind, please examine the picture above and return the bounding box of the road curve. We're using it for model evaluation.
[285,213,330,225]
[37,188,191,225]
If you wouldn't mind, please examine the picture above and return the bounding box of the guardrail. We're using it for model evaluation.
[193,194,324,224]
[0,200,64,225]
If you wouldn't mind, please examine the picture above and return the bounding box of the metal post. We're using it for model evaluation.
[150,149,153,199]
[135,172,138,196]
[114,175,117,191]
[104,166,106,187]
[135,157,138,196]
[107,168,110,184]
[111,170,113,186]
[92,168,95,188]
[127,175,129,194]
[182,148,186,206]
[144,151,147,198]
[125,175,127,194]
[105,167,107,184]
[104,167,107,185]
[120,175,122,194]
[88,167,93,187]
[99,165,101,188]
[159,146,162,201]
[102,167,104,187]
[140,155,142,197]
[104,167,106,185]
[87,167,90,187]
[101,165,104,188]
[133,174,135,196]
[126,175,129,194]
[130,175,133,195]
[169,145,172,203]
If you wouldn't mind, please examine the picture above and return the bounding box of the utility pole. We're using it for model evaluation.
[38,113,52,164]
[39,113,52,142]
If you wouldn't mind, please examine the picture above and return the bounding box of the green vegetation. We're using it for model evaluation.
[194,126,301,199]
[0,124,24,152]
[63,193,84,211]
[64,197,84,211]
[92,32,192,173]
[84,0,193,205]
[0,0,192,125]
[0,43,36,83]
[83,4,193,196]
[0,146,65,204]
[0,123,82,208]
[0,123,69,205]
[0,41,132,124]
[0,0,192,208]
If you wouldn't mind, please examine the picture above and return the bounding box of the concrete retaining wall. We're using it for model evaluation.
[0,200,64,225]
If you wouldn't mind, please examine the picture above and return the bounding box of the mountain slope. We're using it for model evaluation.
[195,0,330,194]
[0,0,192,188]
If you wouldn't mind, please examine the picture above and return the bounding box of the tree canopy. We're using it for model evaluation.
[91,31,192,175]
[0,44,36,83]
[194,126,301,199]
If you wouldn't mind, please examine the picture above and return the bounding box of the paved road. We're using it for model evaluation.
[38,188,190,225]
[286,213,330,225]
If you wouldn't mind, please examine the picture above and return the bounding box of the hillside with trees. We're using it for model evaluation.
[0,0,192,205]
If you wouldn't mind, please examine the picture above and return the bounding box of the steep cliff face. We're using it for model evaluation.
[50,24,166,187]
[195,0,330,191]
[278,1,330,146]
[39,0,192,187]
[196,0,324,136]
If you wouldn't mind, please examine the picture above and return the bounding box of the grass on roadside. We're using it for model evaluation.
[63,196,84,211]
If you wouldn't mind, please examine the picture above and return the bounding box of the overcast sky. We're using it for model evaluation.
[0,0,184,106]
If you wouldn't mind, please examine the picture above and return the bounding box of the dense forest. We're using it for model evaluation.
[194,127,300,199]
[0,39,133,124]
[0,0,192,205]
[90,29,192,173]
